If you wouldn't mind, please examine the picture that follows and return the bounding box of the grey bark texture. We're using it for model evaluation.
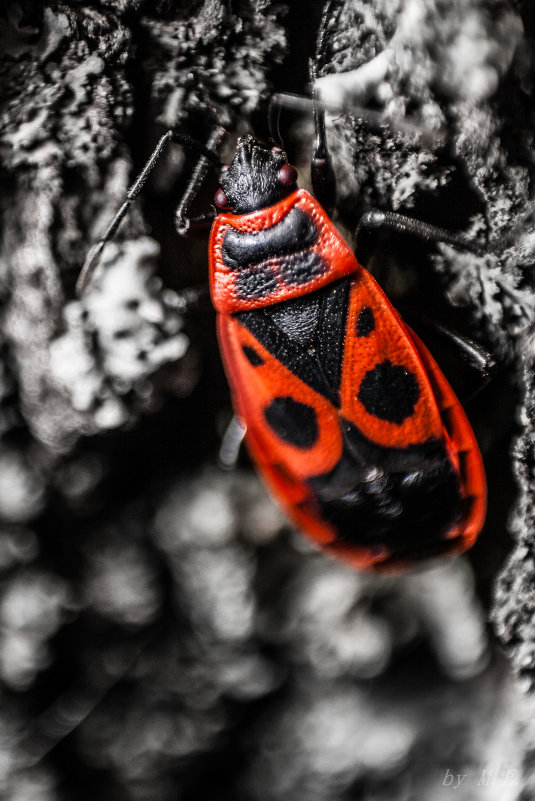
[0,0,534,799]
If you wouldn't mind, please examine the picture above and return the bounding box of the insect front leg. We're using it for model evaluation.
[174,126,225,235]
[77,126,224,294]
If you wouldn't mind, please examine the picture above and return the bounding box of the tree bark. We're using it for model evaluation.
[0,1,534,799]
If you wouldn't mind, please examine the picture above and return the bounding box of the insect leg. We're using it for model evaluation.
[356,209,486,256]
[356,210,495,397]
[77,128,224,295]
[415,321,496,401]
[175,126,226,235]
[266,90,335,215]
[218,416,247,470]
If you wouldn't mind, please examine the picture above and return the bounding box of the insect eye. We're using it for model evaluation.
[271,146,283,153]
[278,164,298,186]
[214,188,229,208]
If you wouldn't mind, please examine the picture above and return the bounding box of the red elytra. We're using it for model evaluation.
[209,187,487,573]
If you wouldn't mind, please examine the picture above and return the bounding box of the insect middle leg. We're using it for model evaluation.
[356,209,495,400]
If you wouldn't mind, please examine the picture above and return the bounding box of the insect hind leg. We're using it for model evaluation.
[218,416,247,471]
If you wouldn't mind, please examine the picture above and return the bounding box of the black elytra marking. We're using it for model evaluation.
[242,344,264,366]
[264,396,319,449]
[356,306,375,337]
[314,279,352,399]
[358,360,420,423]
[236,278,352,407]
[238,306,336,403]
[267,292,322,347]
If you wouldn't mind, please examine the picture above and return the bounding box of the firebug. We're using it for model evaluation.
[207,135,487,572]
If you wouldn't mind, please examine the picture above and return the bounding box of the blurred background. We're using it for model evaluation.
[0,0,534,798]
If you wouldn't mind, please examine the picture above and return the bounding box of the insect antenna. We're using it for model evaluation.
[309,0,338,215]
[267,0,339,215]
[76,128,224,296]
[268,2,448,214]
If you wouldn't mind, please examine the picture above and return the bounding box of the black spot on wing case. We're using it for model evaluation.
[358,359,420,423]
[264,396,319,449]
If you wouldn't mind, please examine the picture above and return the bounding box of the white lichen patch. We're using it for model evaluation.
[50,237,191,432]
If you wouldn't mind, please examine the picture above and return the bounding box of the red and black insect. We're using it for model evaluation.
[78,5,488,573]
[207,135,486,573]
